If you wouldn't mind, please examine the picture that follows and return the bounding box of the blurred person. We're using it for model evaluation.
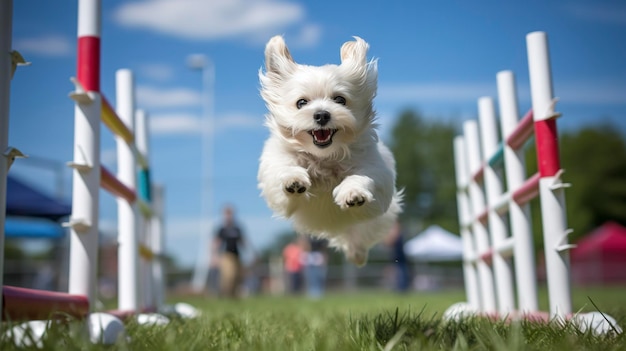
[304,237,328,298]
[385,221,410,292]
[212,205,247,298]
[282,235,306,294]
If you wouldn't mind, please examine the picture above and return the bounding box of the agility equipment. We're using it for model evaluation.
[0,0,195,345]
[447,31,621,335]
[66,0,170,320]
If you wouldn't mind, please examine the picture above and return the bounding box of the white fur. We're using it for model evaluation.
[257,36,402,266]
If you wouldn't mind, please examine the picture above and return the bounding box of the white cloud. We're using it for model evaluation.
[378,80,626,106]
[290,23,322,48]
[150,112,262,135]
[14,34,73,57]
[556,82,626,105]
[139,63,175,82]
[136,85,201,108]
[137,83,262,135]
[113,0,319,45]
[378,82,499,103]
[218,113,263,129]
[150,113,202,134]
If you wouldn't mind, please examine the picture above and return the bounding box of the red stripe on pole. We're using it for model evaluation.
[77,36,100,91]
[512,172,540,206]
[477,209,488,224]
[480,249,493,265]
[534,118,560,177]
[100,166,137,203]
[472,164,485,182]
[506,109,534,150]
[3,286,89,321]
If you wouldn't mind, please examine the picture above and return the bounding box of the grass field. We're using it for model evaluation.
[1,286,625,350]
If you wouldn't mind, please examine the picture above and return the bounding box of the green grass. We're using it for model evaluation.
[1,287,625,350]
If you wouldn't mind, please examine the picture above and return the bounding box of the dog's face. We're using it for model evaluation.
[260,36,378,158]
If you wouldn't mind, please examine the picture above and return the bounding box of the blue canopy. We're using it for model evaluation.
[6,175,71,221]
[5,216,65,239]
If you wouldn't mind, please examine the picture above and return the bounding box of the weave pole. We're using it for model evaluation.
[150,185,166,309]
[478,97,515,315]
[0,0,13,322]
[464,120,497,313]
[496,71,538,313]
[527,32,572,318]
[453,137,480,311]
[115,69,141,312]
[136,108,153,309]
[68,0,102,306]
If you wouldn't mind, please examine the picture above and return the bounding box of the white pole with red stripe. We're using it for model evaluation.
[68,0,101,306]
[527,31,572,319]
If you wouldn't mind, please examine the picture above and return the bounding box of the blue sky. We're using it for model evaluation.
[8,0,626,268]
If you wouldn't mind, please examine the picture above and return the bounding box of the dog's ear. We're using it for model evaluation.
[340,37,369,67]
[265,35,295,75]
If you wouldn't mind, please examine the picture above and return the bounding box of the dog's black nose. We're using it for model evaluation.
[314,110,331,126]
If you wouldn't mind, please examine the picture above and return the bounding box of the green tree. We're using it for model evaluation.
[560,126,626,238]
[387,110,458,233]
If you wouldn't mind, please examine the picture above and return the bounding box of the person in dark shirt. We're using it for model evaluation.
[212,206,246,298]
[385,221,410,292]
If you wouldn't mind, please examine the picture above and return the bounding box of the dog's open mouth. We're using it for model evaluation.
[308,128,337,148]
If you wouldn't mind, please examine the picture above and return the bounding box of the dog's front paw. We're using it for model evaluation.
[285,180,307,194]
[333,183,374,210]
[281,170,311,196]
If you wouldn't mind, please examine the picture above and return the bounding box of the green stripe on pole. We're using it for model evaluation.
[138,169,151,202]
[488,142,504,168]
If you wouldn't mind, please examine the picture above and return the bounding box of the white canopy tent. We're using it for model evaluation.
[404,225,463,262]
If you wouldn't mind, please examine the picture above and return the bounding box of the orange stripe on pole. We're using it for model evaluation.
[100,166,136,203]
[139,244,155,261]
[101,96,133,144]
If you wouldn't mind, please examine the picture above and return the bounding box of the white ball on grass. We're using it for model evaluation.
[136,313,170,326]
[442,302,477,322]
[5,320,50,348]
[572,312,623,335]
[88,312,126,344]
[174,302,201,319]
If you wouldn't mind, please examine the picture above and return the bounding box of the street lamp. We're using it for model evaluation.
[187,54,215,293]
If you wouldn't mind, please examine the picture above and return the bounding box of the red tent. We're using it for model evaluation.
[571,222,626,286]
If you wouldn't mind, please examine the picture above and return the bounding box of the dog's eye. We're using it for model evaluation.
[296,99,308,109]
[333,96,346,105]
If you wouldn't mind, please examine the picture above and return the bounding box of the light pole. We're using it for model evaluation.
[187,54,215,293]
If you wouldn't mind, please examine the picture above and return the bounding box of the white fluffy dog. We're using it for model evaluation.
[257,36,402,266]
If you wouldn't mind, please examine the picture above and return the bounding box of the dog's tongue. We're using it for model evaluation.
[313,129,331,141]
